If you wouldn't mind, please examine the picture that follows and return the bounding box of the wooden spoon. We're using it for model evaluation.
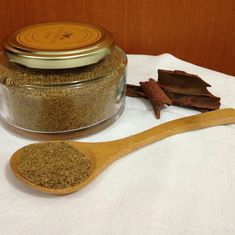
[10,108,235,195]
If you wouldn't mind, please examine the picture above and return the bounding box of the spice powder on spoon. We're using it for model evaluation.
[16,142,92,190]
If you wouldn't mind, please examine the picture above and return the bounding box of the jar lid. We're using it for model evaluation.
[3,22,114,69]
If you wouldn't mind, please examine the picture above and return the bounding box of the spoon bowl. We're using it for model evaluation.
[10,108,235,194]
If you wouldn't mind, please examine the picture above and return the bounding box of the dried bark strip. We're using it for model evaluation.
[126,84,146,98]
[126,84,220,111]
[166,92,221,110]
[139,79,172,118]
[158,69,217,97]
[126,70,221,116]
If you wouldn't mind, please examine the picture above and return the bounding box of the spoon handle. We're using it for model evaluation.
[113,108,235,156]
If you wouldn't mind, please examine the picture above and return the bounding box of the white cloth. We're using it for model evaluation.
[0,54,235,235]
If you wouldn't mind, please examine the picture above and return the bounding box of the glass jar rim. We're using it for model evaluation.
[2,46,127,88]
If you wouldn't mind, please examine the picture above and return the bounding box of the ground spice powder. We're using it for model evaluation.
[16,142,92,189]
[0,47,126,133]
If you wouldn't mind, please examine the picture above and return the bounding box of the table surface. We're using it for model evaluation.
[1,54,235,235]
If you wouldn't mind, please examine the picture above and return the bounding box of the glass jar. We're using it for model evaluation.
[0,22,127,137]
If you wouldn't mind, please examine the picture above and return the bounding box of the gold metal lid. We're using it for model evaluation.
[3,22,114,69]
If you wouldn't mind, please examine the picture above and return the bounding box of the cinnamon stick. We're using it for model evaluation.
[126,84,220,111]
[158,69,216,97]
[165,92,221,110]
[126,84,146,98]
[139,79,172,118]
[126,69,221,117]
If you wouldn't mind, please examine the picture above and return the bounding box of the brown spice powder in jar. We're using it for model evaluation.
[0,22,127,134]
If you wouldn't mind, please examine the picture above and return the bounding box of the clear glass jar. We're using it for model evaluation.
[0,22,127,137]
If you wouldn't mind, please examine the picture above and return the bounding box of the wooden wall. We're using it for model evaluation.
[0,0,234,75]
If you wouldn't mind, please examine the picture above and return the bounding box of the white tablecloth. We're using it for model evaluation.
[1,54,235,235]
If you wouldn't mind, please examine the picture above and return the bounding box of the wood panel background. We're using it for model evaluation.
[0,0,235,75]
